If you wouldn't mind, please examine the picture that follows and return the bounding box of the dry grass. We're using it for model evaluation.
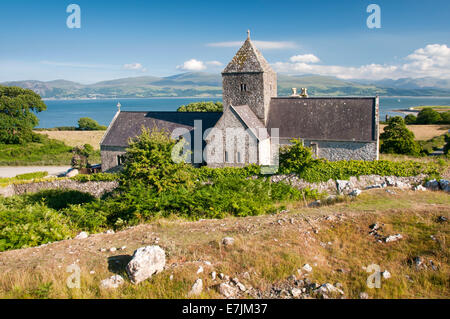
[35,131,106,150]
[380,124,450,141]
[0,189,448,299]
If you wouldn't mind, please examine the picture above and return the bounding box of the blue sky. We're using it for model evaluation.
[0,0,449,83]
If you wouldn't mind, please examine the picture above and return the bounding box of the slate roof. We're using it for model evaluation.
[101,111,222,147]
[223,37,273,74]
[267,97,377,142]
[230,105,269,140]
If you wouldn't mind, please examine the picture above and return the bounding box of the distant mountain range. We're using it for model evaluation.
[2,72,450,99]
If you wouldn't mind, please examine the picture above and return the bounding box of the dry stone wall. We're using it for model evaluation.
[0,180,118,198]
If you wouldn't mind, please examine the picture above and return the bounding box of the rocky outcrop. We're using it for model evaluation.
[0,180,118,198]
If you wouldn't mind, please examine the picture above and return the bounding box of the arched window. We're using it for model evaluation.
[240,84,247,92]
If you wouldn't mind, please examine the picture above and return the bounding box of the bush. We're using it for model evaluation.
[77,117,107,131]
[0,197,72,251]
[404,114,417,125]
[121,127,195,192]
[279,139,315,173]
[444,134,450,155]
[416,108,442,124]
[380,116,421,156]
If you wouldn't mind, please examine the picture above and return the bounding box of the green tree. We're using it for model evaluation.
[121,127,194,192]
[279,139,316,173]
[0,86,47,144]
[77,117,107,131]
[439,111,450,124]
[380,116,421,156]
[416,108,442,124]
[177,101,223,112]
[404,114,417,125]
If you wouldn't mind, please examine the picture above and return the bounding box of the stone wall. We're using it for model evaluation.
[279,139,378,161]
[0,180,119,198]
[270,174,428,195]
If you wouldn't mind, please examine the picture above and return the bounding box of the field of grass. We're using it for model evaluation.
[410,106,450,111]
[0,136,101,166]
[380,124,450,141]
[0,189,448,299]
[35,131,106,150]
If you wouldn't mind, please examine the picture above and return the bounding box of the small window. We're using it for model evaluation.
[237,152,241,163]
[225,151,229,163]
[240,83,247,92]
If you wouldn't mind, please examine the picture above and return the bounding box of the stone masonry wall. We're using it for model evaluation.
[0,180,119,198]
[101,145,126,172]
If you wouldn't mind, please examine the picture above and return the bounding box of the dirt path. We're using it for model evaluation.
[0,166,71,178]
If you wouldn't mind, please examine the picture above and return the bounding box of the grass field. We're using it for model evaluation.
[36,131,106,150]
[410,106,450,112]
[0,189,448,299]
[380,124,450,141]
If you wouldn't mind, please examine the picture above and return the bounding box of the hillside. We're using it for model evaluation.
[0,189,448,299]
[3,73,450,99]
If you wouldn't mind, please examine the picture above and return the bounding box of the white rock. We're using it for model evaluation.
[336,180,350,193]
[169,274,174,281]
[126,246,166,284]
[222,237,235,246]
[359,292,369,299]
[204,261,212,266]
[105,230,115,234]
[197,266,204,274]
[188,279,203,297]
[66,169,79,178]
[302,264,312,272]
[291,288,302,298]
[100,275,124,289]
[413,185,427,191]
[211,271,217,280]
[109,247,117,252]
[382,270,391,279]
[90,270,95,275]
[385,234,403,243]
[315,283,344,295]
[74,231,89,240]
[219,273,225,280]
[236,282,246,292]
[395,181,410,189]
[218,283,238,298]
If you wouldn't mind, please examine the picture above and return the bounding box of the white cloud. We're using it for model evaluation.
[273,44,450,80]
[207,40,297,50]
[206,60,223,67]
[289,54,320,63]
[177,59,207,71]
[123,63,147,72]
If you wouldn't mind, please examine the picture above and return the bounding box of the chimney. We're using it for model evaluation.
[291,88,298,96]
[300,88,308,98]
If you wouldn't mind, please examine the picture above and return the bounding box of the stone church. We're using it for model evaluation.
[100,32,379,172]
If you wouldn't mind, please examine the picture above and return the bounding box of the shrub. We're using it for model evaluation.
[380,116,421,156]
[439,111,450,124]
[279,139,315,173]
[416,108,442,124]
[77,117,107,131]
[404,114,417,125]
[0,197,72,251]
[121,127,195,192]
[71,144,95,169]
